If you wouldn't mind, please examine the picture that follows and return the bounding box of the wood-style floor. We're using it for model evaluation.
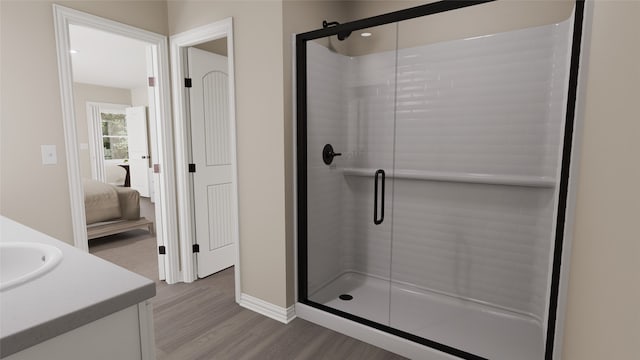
[89,214,406,359]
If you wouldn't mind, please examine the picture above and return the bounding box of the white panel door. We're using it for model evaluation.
[125,106,150,197]
[188,47,236,278]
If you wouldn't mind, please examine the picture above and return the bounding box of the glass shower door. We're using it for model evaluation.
[298,2,580,359]
[388,9,574,359]
[303,22,398,326]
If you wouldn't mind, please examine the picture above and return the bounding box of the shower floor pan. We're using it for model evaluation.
[309,272,543,360]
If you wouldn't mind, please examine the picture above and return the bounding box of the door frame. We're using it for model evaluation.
[53,5,181,283]
[170,18,241,301]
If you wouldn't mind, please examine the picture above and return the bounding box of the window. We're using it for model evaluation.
[101,111,128,160]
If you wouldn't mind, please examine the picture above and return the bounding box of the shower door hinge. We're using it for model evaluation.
[188,163,196,173]
[148,77,156,87]
[192,244,200,253]
[184,78,192,88]
[158,245,166,255]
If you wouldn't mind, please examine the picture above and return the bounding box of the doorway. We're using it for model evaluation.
[53,5,181,283]
[170,19,241,301]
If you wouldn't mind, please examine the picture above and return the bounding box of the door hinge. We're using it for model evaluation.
[192,244,200,253]
[185,78,192,88]
[188,163,196,173]
[148,77,156,87]
[158,245,166,255]
[153,164,160,173]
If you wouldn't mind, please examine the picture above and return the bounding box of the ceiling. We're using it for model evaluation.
[69,24,148,89]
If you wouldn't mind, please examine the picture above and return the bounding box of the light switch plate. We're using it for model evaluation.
[41,145,57,165]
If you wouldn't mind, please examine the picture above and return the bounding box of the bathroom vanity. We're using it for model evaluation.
[0,217,156,360]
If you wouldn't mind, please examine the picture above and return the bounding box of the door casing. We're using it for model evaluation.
[170,18,241,302]
[53,5,181,283]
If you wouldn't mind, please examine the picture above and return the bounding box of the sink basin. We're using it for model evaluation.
[0,242,63,291]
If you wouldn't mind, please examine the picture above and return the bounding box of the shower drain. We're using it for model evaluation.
[339,294,353,301]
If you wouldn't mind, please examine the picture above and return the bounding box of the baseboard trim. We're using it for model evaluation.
[239,293,296,324]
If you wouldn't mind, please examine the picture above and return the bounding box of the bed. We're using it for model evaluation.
[83,179,154,240]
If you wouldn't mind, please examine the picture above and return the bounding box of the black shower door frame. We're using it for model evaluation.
[295,1,586,359]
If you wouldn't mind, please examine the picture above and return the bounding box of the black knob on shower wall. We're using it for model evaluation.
[322,144,342,165]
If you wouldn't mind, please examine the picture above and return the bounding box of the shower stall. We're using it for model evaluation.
[296,1,585,359]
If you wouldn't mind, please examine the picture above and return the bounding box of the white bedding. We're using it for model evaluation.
[83,179,121,225]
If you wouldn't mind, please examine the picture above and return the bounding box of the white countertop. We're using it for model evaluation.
[0,216,155,357]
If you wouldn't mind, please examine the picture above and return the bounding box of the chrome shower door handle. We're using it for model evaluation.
[374,169,385,225]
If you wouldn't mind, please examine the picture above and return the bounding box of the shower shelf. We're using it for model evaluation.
[342,168,556,188]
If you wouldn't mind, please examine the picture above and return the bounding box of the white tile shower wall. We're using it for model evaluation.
[305,44,400,289]
[342,176,395,280]
[341,51,398,280]
[345,20,571,320]
[391,181,555,319]
[393,21,570,176]
[305,42,350,294]
[345,52,398,170]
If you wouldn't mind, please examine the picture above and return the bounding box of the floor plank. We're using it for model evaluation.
[89,204,406,360]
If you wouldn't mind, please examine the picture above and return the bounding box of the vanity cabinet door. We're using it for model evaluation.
[5,302,155,360]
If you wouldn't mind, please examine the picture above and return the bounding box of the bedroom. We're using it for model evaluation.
[68,23,159,269]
